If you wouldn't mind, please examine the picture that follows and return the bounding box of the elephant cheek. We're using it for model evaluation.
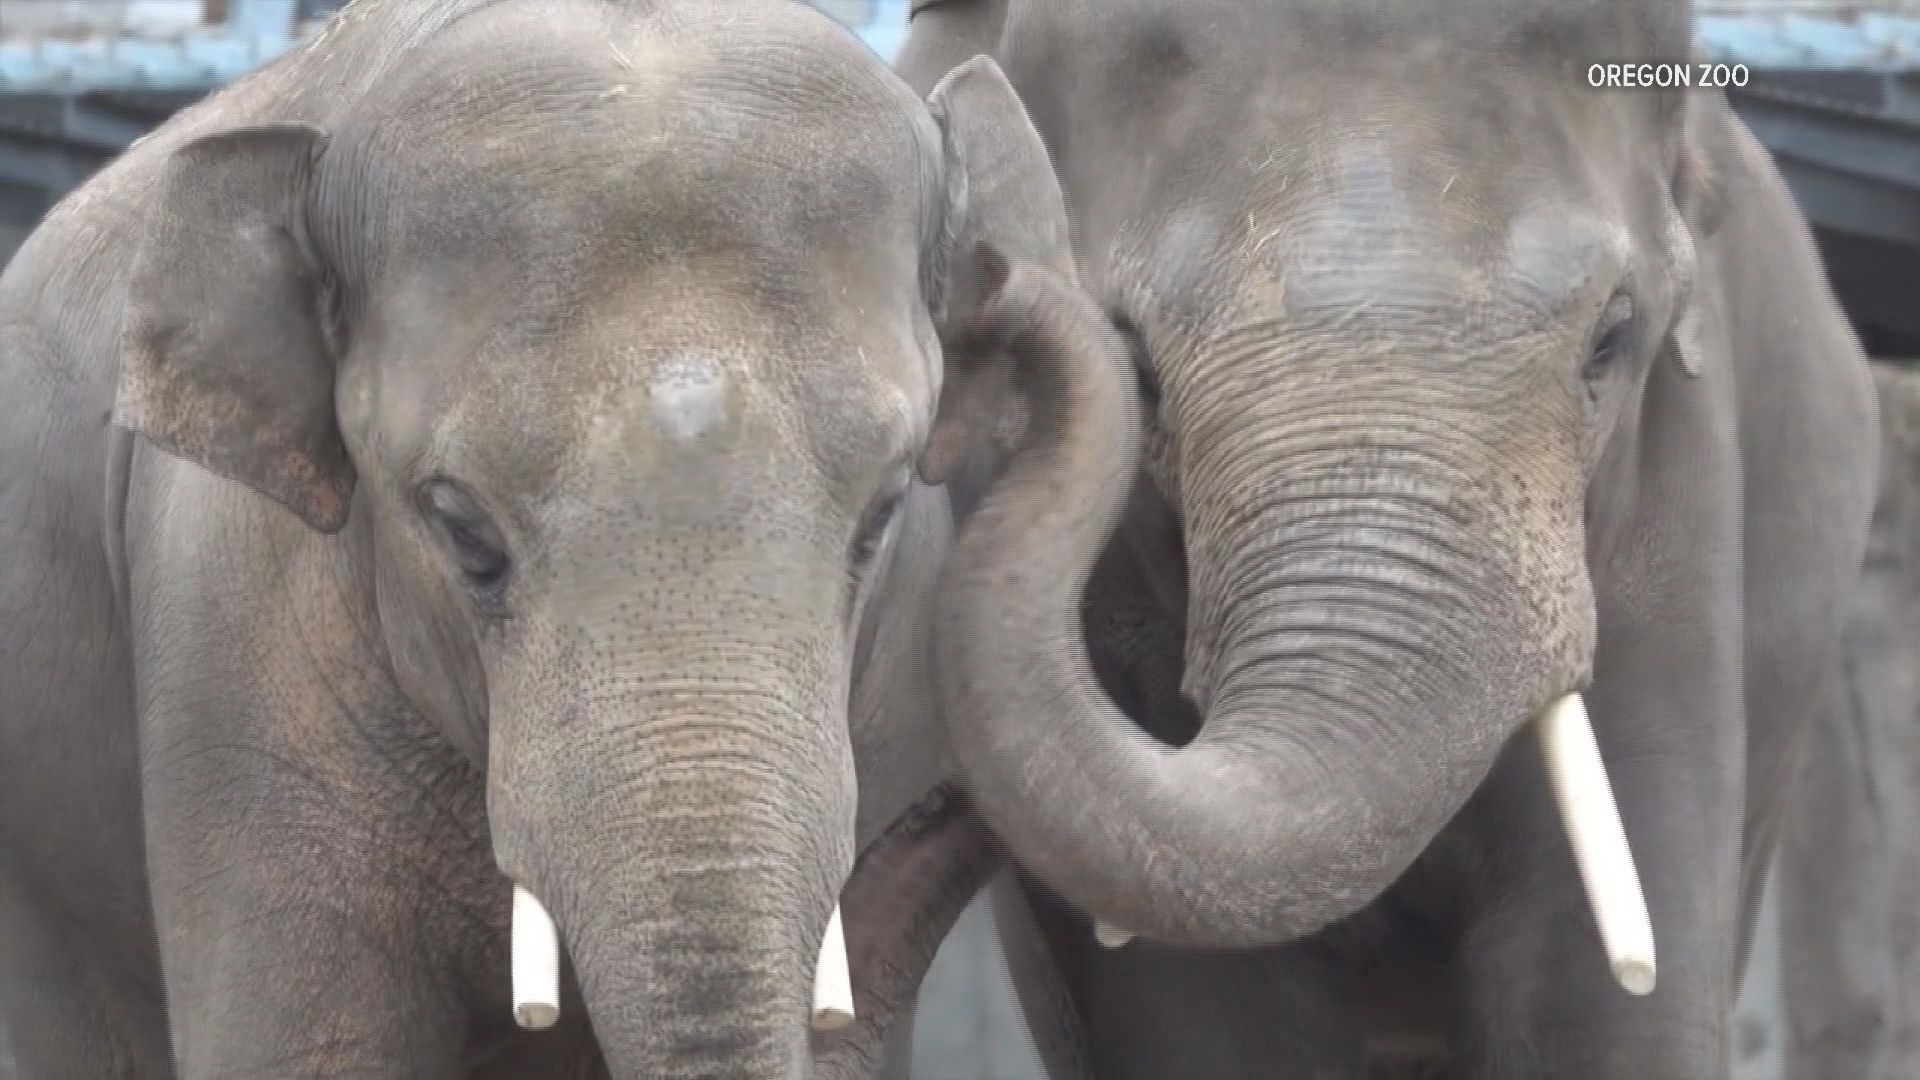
[371,553,490,763]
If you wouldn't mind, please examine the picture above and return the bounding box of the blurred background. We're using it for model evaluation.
[3,1,1919,1076]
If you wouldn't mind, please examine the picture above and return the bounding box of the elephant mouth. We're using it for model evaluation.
[1121,474,1190,625]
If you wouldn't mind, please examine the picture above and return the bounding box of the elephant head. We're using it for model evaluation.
[902,0,1714,961]
[110,3,1103,1074]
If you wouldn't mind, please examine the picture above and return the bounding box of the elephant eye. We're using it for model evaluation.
[1583,294,1636,382]
[421,480,514,604]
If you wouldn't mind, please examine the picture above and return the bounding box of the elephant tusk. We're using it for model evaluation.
[811,903,856,1032]
[1092,920,1136,948]
[1535,692,1658,996]
[511,885,562,1030]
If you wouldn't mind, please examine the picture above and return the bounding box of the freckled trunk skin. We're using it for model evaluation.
[489,686,853,1080]
[559,832,813,1080]
[939,302,1595,948]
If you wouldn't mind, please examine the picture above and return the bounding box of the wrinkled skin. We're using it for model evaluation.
[897,0,1882,1075]
[0,0,1100,1076]
[1770,362,1920,1079]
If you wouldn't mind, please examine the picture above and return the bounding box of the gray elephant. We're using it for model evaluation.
[0,0,1106,1076]
[1765,361,1920,1079]
[895,0,1884,1076]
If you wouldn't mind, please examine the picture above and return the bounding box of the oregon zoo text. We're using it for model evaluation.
[1587,62,1750,88]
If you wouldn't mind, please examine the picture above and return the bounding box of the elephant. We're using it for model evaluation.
[894,0,1885,1076]
[0,0,1113,1075]
[1764,360,1920,1079]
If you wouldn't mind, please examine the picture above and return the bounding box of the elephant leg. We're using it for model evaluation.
[1774,655,1908,1078]
[138,701,493,1078]
[151,862,477,1078]
[0,871,171,1079]
[0,405,165,1077]
[1017,876,1368,1080]
[124,474,507,1077]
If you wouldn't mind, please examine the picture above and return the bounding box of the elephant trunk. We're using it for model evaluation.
[939,310,1602,949]
[491,691,854,1080]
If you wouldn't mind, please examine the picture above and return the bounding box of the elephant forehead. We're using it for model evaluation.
[645,354,734,445]
[353,5,934,275]
[572,348,779,470]
[1157,124,1616,324]
[1259,138,1492,313]
[557,343,910,499]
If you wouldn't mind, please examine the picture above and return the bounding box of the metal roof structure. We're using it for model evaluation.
[1698,1,1920,68]
[0,0,306,93]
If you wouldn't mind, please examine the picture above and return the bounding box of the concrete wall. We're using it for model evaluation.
[912,896,1047,1080]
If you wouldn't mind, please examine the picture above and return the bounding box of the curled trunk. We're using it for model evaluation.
[938,290,1592,948]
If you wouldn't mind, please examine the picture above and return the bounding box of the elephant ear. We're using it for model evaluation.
[115,122,354,533]
[917,54,1074,489]
[1666,93,1730,379]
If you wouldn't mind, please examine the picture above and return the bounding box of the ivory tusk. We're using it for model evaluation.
[1093,920,1136,948]
[511,885,562,1030]
[811,903,856,1032]
[1535,692,1658,996]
